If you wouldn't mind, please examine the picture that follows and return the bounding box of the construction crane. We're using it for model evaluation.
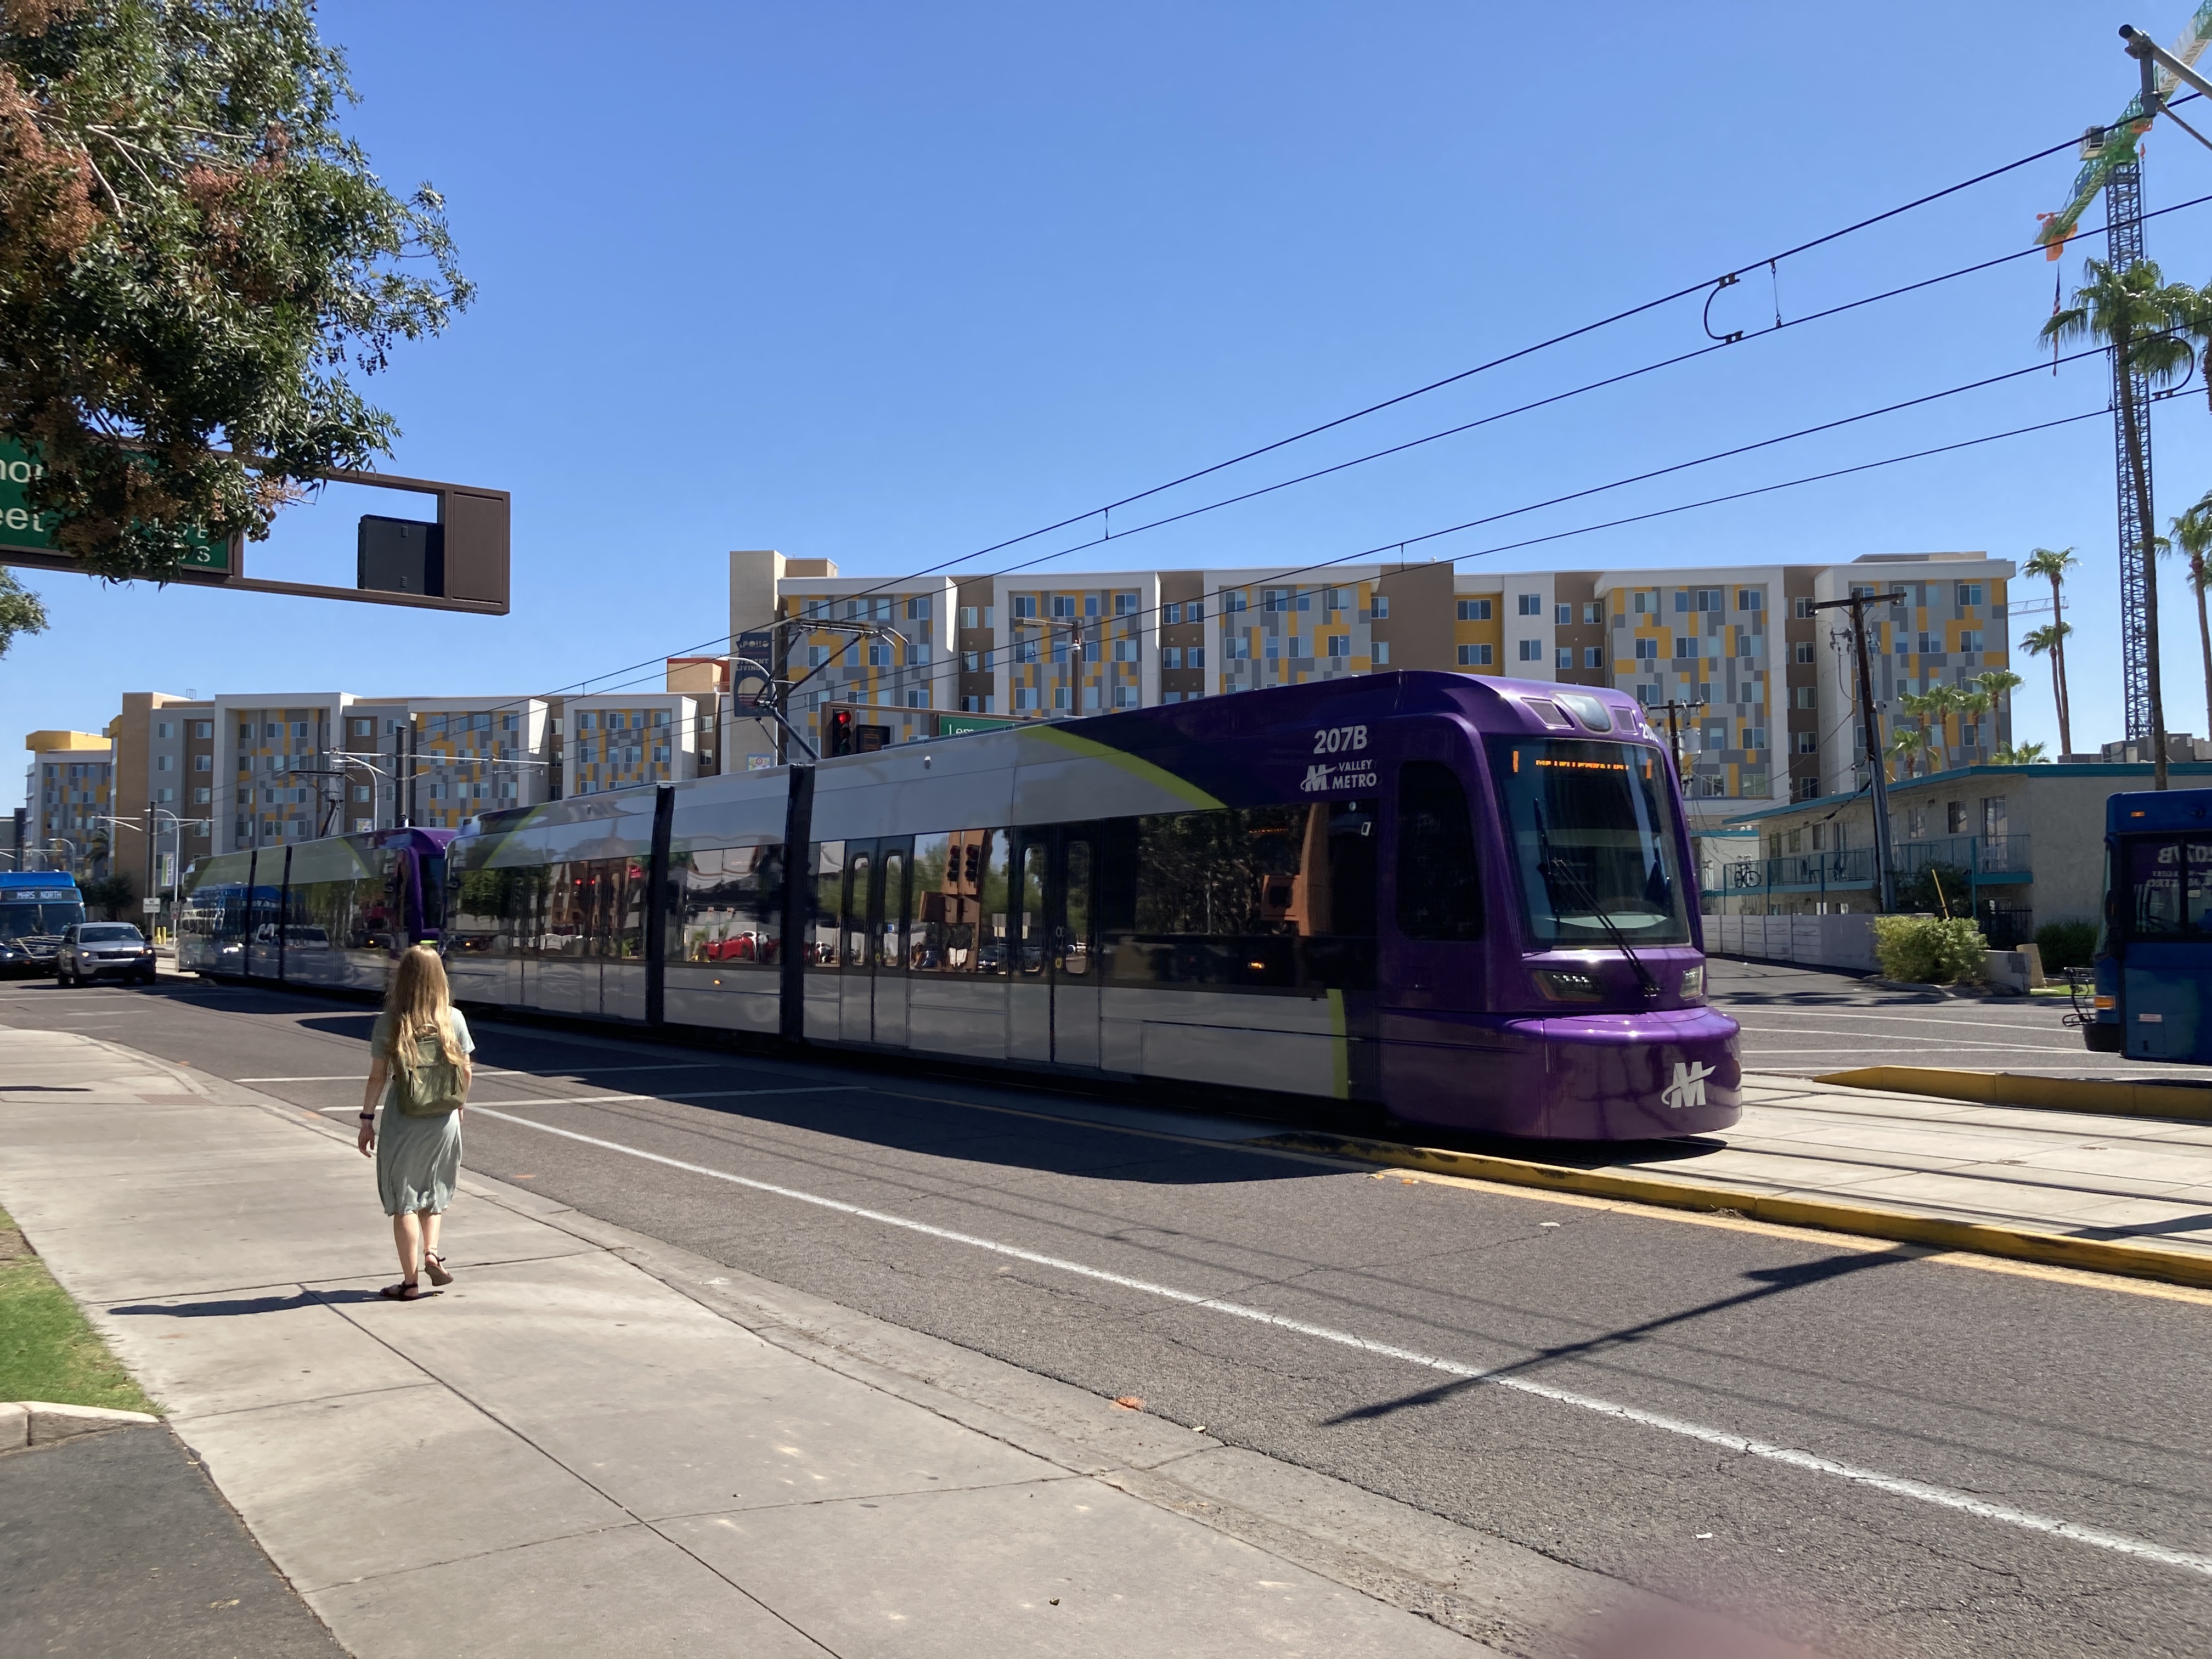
[2033,6,2212,744]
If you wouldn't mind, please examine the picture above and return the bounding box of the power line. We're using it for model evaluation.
[376,123,2148,745]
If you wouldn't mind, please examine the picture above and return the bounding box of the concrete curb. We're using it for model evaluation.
[1814,1064,2212,1123]
[1255,1130,2212,1291]
[1,1400,157,1452]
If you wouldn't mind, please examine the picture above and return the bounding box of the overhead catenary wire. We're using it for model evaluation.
[399,121,2173,744]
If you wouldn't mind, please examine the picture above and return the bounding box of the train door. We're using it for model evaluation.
[873,839,912,1047]
[1005,829,1099,1066]
[245,849,284,980]
[834,839,914,1045]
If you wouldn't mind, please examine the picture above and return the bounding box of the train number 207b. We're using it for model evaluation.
[1312,724,1369,754]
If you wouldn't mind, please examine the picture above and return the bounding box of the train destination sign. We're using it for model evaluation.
[0,437,232,573]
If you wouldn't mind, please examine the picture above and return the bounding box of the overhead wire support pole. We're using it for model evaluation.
[1812,590,1900,914]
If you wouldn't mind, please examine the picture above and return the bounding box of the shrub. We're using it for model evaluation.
[2034,919,2100,973]
[1872,915,1988,985]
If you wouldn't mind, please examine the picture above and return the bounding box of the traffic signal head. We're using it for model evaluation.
[827,709,855,757]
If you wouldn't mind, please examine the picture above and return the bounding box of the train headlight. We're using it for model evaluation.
[1679,964,1705,1001]
[1533,968,1605,1002]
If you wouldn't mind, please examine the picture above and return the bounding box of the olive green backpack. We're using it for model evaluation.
[393,1015,466,1118]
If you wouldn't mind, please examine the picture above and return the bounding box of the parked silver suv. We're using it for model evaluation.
[56,923,157,987]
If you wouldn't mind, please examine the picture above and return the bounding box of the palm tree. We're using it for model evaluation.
[2042,260,2199,788]
[2021,548,2078,757]
[1887,726,1930,781]
[1921,682,1964,772]
[1956,688,1993,761]
[2174,494,2212,740]
[1993,741,2048,763]
[2020,621,2073,755]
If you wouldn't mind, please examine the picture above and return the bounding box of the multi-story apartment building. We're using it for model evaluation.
[21,731,114,874]
[63,689,695,895]
[718,549,2014,828]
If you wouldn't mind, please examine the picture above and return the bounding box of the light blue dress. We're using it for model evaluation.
[371,1008,474,1217]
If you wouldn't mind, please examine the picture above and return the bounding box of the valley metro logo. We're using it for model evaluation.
[1661,1060,1715,1111]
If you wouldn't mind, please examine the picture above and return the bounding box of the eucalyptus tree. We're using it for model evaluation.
[2042,263,2197,788]
[0,568,45,657]
[0,1,471,580]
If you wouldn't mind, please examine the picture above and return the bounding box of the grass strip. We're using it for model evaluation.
[0,1204,155,1414]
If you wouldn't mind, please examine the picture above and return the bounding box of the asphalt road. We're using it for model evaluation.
[1710,958,2212,1082]
[8,974,2212,1658]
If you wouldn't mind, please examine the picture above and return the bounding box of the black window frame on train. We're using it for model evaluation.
[1395,761,1484,943]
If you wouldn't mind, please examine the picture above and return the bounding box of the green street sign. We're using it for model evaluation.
[0,436,230,572]
[936,712,1025,736]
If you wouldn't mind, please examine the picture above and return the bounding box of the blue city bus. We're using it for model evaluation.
[0,870,86,973]
[2083,787,2212,1061]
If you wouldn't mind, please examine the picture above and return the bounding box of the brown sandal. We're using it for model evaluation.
[422,1252,453,1288]
[380,1280,421,1300]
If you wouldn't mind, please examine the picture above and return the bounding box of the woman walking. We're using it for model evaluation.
[357,945,475,1300]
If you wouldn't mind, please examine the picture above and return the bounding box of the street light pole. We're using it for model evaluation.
[1812,589,1900,913]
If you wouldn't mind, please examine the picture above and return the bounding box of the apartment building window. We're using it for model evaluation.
[906,595,930,620]
[238,723,253,742]
[1051,596,1077,618]
[1555,604,1572,626]
[156,721,174,739]
[1223,635,1250,661]
[1736,631,1754,657]
[193,721,212,740]
[1737,589,1762,611]
[1013,595,1038,619]
[1370,595,1388,619]
[1793,597,1814,618]
[1961,630,1984,652]
[1796,731,1819,753]
[1584,602,1602,624]
[1161,646,1182,669]
[1327,636,1352,658]
[1745,728,1768,751]
[1324,587,1351,612]
[350,718,373,737]
[1556,647,1573,669]
[1223,591,1249,613]
[1956,584,1984,607]
[1458,644,1493,667]
[156,786,175,803]
[1960,723,1980,747]
[1517,594,1542,616]
[1114,686,1140,708]
[1633,591,1652,613]
[1740,772,1768,797]
[1457,599,1492,621]
[1794,686,1816,708]
[1676,589,1722,613]
[156,755,173,771]
[1793,641,1815,664]
[1945,802,1966,833]
[1372,641,1390,665]
[1635,638,1657,659]
[1584,646,1603,668]
[193,787,211,805]
[1113,637,1141,662]
[1673,637,1699,659]
[1518,639,1543,662]
[1187,646,1205,669]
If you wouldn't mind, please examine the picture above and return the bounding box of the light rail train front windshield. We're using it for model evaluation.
[1488,739,1690,948]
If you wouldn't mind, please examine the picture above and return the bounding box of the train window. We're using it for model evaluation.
[1015,842,1047,975]
[844,851,873,970]
[1488,739,1691,947]
[808,842,845,966]
[910,830,1008,972]
[878,849,909,969]
[675,843,783,966]
[1396,764,1483,941]
[2125,837,2212,938]
[1104,803,1375,989]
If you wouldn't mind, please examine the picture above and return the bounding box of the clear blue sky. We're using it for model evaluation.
[13,0,2212,805]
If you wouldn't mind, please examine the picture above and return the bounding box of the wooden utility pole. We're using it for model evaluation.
[1812,590,1899,912]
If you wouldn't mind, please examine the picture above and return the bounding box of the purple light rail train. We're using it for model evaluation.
[416,671,1741,1141]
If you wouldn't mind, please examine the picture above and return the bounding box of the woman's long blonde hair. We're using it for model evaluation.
[385,945,464,1068]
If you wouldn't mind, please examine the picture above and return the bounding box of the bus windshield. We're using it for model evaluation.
[1488,738,1691,948]
[0,899,84,941]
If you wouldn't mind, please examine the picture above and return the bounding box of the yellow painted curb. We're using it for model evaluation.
[1257,1131,2212,1292]
[1814,1065,2212,1123]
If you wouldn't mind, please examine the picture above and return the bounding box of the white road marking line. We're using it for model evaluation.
[466,1104,2212,1581]
[1726,1009,2075,1033]
[465,1087,855,1108]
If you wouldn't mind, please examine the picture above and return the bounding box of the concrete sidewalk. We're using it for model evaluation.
[0,1028,1652,1659]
